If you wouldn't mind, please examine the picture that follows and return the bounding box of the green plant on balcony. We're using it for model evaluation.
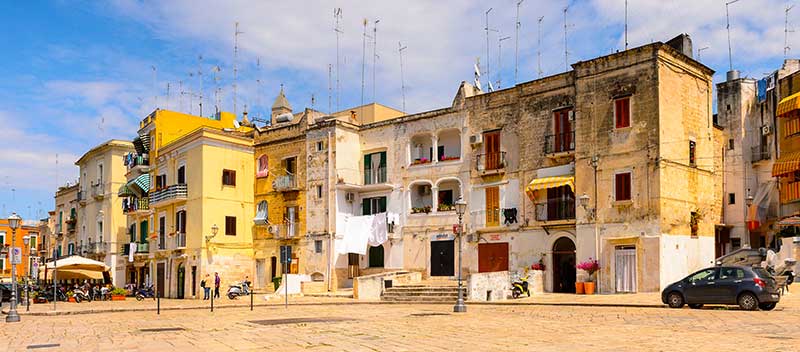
[437,203,455,211]
[411,205,432,214]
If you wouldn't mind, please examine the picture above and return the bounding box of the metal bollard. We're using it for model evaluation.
[157,295,160,315]
[211,291,214,312]
[250,289,253,311]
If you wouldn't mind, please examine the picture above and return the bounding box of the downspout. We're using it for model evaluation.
[326,130,333,292]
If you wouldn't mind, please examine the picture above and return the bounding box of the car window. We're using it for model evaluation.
[688,269,716,283]
[752,267,772,279]
[719,268,745,280]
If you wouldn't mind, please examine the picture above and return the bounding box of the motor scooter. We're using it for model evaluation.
[72,287,90,303]
[135,284,156,301]
[511,275,530,299]
[227,281,251,299]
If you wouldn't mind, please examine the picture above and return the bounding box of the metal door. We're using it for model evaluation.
[615,246,637,293]
[478,243,509,273]
[430,240,455,276]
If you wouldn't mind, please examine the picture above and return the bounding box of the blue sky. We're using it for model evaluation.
[0,0,795,221]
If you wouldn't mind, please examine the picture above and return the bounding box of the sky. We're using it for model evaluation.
[0,0,795,221]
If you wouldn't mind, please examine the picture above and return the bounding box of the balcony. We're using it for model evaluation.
[137,242,149,253]
[364,167,387,185]
[782,181,800,203]
[124,153,150,174]
[175,232,186,248]
[751,145,771,163]
[273,174,299,192]
[77,191,86,205]
[475,152,506,174]
[545,131,575,155]
[66,219,76,233]
[123,197,149,214]
[149,184,187,206]
[271,222,299,239]
[91,181,106,199]
[88,242,108,255]
[535,197,576,222]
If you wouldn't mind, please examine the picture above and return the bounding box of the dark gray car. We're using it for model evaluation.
[661,266,780,311]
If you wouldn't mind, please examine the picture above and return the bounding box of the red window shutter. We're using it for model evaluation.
[616,173,631,201]
[615,98,630,128]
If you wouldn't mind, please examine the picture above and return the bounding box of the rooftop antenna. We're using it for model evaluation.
[537,16,544,78]
[233,22,244,117]
[725,0,740,71]
[151,66,158,109]
[166,83,171,110]
[198,55,204,116]
[334,8,343,111]
[361,18,368,110]
[474,57,483,91]
[372,19,380,103]
[212,66,222,114]
[186,73,195,115]
[328,63,333,114]
[624,0,629,50]
[256,58,262,117]
[563,6,569,72]
[697,46,709,61]
[485,8,498,91]
[786,4,795,58]
[399,41,408,112]
[497,35,511,89]
[515,0,524,85]
[178,80,184,112]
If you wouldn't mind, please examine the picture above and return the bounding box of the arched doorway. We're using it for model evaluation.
[552,237,576,293]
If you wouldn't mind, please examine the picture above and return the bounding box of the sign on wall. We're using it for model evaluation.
[11,247,21,264]
[432,233,455,242]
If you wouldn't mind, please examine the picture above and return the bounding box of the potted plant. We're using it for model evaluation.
[111,287,127,301]
[576,258,600,295]
[66,291,76,303]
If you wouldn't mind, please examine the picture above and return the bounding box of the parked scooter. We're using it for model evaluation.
[227,281,251,300]
[135,284,156,301]
[94,286,111,301]
[37,285,67,302]
[72,287,91,303]
[511,275,530,299]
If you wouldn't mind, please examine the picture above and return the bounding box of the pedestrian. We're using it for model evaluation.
[200,274,210,300]
[214,272,221,299]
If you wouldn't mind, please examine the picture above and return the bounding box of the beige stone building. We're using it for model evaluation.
[52,183,79,258]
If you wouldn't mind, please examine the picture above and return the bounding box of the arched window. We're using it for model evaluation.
[257,155,269,178]
[254,200,269,225]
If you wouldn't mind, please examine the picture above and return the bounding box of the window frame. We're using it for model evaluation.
[316,185,323,198]
[614,171,632,202]
[614,96,631,129]
[728,193,736,205]
[222,169,237,186]
[225,216,237,236]
[177,163,186,184]
[158,214,166,250]
[689,140,697,166]
[257,155,269,178]
[314,240,323,254]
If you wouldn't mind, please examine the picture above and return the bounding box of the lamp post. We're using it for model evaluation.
[745,193,754,247]
[579,193,600,292]
[22,235,30,312]
[207,224,218,313]
[6,212,22,323]
[453,198,467,313]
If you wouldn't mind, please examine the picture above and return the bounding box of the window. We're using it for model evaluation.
[728,193,736,205]
[316,185,323,198]
[362,197,387,215]
[368,245,384,268]
[615,172,632,201]
[552,108,574,153]
[57,245,62,258]
[140,220,148,243]
[68,243,75,255]
[222,169,236,186]
[731,237,741,250]
[688,268,716,283]
[364,152,387,184]
[284,157,297,175]
[438,189,454,207]
[177,165,186,184]
[485,186,500,226]
[317,141,324,151]
[689,140,696,166]
[614,96,631,128]
[158,216,166,249]
[176,210,187,234]
[225,216,237,236]
[156,174,166,189]
[257,155,269,178]
[29,234,37,251]
[728,139,734,150]
[690,211,699,238]
[97,163,104,184]
[315,240,323,254]
[129,224,136,242]
[97,220,103,238]
[719,267,745,280]
[483,131,502,170]
[254,201,268,225]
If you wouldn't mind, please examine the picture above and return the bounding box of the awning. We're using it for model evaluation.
[44,255,110,271]
[772,151,800,177]
[118,184,135,197]
[128,174,151,194]
[777,216,800,227]
[777,91,800,117]
[525,176,575,200]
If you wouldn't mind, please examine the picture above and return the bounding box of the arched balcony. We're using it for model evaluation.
[409,134,433,166]
[435,178,462,212]
[436,129,461,162]
[409,181,433,214]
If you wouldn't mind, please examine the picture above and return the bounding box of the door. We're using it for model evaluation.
[716,267,746,304]
[348,253,360,278]
[485,187,500,227]
[270,256,277,280]
[176,263,185,299]
[156,263,165,298]
[256,259,266,289]
[478,243,509,273]
[553,108,573,152]
[614,246,637,293]
[552,237,576,293]
[683,268,719,304]
[191,266,197,297]
[430,240,455,276]
[483,131,501,169]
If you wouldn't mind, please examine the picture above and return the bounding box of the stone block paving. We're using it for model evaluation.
[2,287,800,351]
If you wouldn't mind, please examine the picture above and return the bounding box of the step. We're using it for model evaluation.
[384,287,465,293]
[381,296,465,302]
[382,292,460,298]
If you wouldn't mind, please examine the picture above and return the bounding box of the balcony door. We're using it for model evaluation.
[364,151,387,184]
[483,131,501,170]
[485,186,500,227]
[546,185,575,221]
[553,109,573,153]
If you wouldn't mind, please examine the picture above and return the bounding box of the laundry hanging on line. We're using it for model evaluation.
[335,212,389,255]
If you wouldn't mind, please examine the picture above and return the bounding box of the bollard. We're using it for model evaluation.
[157,295,160,315]
[250,289,253,311]
[211,291,214,312]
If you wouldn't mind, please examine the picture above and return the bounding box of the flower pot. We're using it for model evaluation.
[111,295,126,301]
[68,297,77,303]
[575,282,585,294]
[584,282,595,295]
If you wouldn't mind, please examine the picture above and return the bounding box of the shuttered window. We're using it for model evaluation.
[222,169,236,186]
[485,186,500,226]
[615,97,630,128]
[615,172,632,201]
[225,216,237,236]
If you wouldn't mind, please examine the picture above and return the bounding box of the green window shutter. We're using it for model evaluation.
[362,198,371,215]
[140,221,148,243]
[364,154,372,184]
[378,197,387,213]
[379,151,386,167]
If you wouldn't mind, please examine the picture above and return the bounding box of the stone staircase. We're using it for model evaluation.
[381,282,467,303]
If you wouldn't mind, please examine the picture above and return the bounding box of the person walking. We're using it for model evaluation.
[201,274,210,300]
[214,272,221,299]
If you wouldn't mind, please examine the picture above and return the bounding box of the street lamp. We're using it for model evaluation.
[579,192,601,293]
[6,212,22,323]
[453,197,467,313]
[745,191,754,247]
[22,235,30,312]
[205,224,219,243]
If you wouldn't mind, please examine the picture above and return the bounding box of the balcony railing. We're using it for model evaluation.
[77,191,86,203]
[535,197,576,222]
[751,145,771,163]
[137,242,149,253]
[149,184,187,205]
[123,197,149,213]
[273,174,298,192]
[545,131,575,154]
[91,182,106,199]
[272,221,299,239]
[175,232,186,248]
[364,167,387,185]
[782,181,800,203]
[124,153,150,171]
[88,242,108,255]
[475,152,507,172]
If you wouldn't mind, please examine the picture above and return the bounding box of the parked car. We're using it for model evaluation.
[662,265,780,311]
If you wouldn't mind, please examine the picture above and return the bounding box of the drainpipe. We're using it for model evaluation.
[326,130,333,292]
[591,155,600,293]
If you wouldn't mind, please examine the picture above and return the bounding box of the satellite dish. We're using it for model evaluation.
[233,120,241,129]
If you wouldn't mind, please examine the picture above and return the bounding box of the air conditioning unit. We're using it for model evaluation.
[268,225,280,235]
[761,124,772,136]
[345,192,355,202]
[568,110,575,121]
[469,134,483,145]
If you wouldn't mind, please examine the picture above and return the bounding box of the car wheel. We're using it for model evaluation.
[688,303,703,309]
[738,292,759,311]
[759,302,777,311]
[667,292,685,308]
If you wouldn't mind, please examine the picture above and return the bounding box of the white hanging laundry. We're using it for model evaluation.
[129,242,136,262]
[334,213,350,255]
[368,213,388,247]
[344,215,373,255]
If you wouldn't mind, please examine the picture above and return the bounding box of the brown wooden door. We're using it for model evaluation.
[478,243,509,273]
[553,109,572,152]
[485,186,500,227]
[483,131,501,169]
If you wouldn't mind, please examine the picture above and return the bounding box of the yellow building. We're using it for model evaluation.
[120,109,252,298]
[53,184,79,258]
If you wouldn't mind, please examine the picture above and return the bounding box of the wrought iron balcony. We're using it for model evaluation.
[270,221,299,239]
[91,181,106,199]
[535,197,576,222]
[751,145,771,163]
[475,152,507,172]
[88,242,108,255]
[364,167,387,185]
[124,153,150,172]
[273,174,299,192]
[545,131,575,154]
[137,242,149,253]
[149,184,187,205]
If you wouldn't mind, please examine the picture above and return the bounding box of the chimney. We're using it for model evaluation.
[666,33,693,58]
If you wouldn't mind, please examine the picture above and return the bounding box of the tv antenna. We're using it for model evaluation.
[497,35,511,89]
[233,22,244,116]
[166,82,171,110]
[725,0,740,71]
[537,16,544,78]
[485,8,498,91]
[624,0,629,50]
[361,18,368,109]
[328,63,333,114]
[198,55,204,116]
[515,0,524,85]
[786,4,795,58]
[399,42,407,112]
[334,8,343,111]
[212,66,222,113]
[563,6,570,72]
[372,19,380,103]
[178,80,184,112]
[697,46,709,62]
[151,65,158,109]
[256,58,263,117]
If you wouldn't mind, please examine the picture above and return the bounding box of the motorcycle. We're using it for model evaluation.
[37,285,67,302]
[94,286,112,301]
[511,275,530,299]
[227,281,251,300]
[135,285,156,301]
[72,287,90,303]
